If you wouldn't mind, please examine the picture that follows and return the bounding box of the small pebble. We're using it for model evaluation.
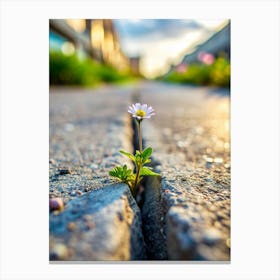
[203,228,222,245]
[85,221,95,230]
[67,222,76,231]
[83,214,92,222]
[205,157,213,163]
[58,168,71,175]
[214,221,222,229]
[49,158,56,164]
[76,190,82,195]
[70,191,77,196]
[224,163,230,169]
[49,197,64,211]
[214,158,223,164]
[90,163,98,169]
[50,243,69,260]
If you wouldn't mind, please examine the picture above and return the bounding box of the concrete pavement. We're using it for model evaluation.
[49,81,230,261]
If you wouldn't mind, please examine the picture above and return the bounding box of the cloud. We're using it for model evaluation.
[114,19,205,40]
[116,20,208,58]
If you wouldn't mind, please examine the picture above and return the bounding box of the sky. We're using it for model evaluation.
[114,19,229,78]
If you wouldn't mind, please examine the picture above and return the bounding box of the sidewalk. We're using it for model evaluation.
[49,82,230,261]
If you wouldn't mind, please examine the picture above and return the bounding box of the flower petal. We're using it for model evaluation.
[128,107,135,114]
[134,103,141,110]
[142,104,148,112]
[147,106,154,114]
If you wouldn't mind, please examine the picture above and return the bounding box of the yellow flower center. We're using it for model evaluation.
[136,109,146,117]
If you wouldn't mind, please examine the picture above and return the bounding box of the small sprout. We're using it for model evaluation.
[109,103,160,197]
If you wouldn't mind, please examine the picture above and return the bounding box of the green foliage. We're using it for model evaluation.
[119,150,135,162]
[162,57,230,88]
[49,51,136,86]
[141,147,152,161]
[109,165,135,187]
[139,166,160,176]
[109,146,160,196]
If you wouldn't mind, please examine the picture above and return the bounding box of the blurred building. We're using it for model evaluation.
[182,22,230,64]
[49,19,131,72]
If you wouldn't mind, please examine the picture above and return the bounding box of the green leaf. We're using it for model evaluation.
[119,150,135,162]
[143,159,151,165]
[134,150,142,164]
[142,147,152,160]
[127,173,136,182]
[123,164,127,171]
[135,150,141,159]
[109,165,135,181]
[109,165,137,191]
[140,166,160,176]
[109,166,121,177]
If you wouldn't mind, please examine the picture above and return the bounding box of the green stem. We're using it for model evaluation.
[133,162,141,196]
[133,119,143,196]
[137,120,142,152]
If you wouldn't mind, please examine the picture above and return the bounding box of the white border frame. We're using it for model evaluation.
[1,0,279,279]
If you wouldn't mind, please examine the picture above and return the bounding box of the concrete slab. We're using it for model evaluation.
[49,86,146,261]
[140,82,230,261]
[50,183,146,261]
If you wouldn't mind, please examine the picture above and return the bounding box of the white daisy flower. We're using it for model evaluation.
[128,103,155,120]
